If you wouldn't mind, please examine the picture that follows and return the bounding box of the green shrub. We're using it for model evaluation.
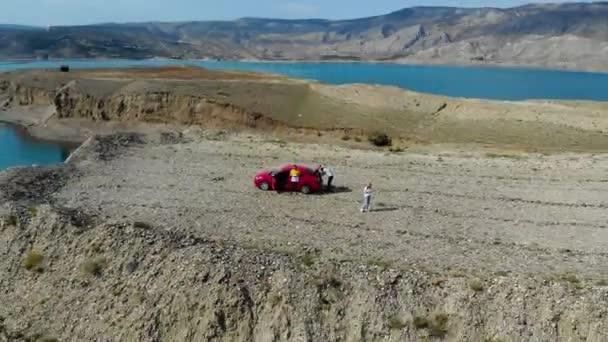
[558,272,581,284]
[413,313,449,337]
[4,215,18,226]
[412,316,429,329]
[368,131,392,147]
[81,256,107,276]
[429,313,449,337]
[469,279,484,292]
[300,253,316,267]
[28,206,38,217]
[387,314,406,330]
[23,249,44,272]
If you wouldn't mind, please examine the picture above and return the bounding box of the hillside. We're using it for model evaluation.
[2,3,608,71]
[2,66,608,151]
[1,130,608,341]
[1,67,608,341]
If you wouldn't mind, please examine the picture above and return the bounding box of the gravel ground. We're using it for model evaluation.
[55,131,608,280]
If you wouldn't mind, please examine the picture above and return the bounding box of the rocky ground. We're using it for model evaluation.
[1,66,608,340]
[2,130,607,341]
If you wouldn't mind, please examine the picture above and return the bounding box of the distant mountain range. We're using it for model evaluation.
[1,2,608,71]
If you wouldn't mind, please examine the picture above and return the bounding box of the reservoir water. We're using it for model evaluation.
[1,59,608,101]
[0,123,71,172]
[1,59,607,171]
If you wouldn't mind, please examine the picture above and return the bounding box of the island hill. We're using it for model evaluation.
[1,65,608,152]
[1,65,608,340]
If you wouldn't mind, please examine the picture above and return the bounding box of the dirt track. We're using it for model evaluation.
[53,131,608,281]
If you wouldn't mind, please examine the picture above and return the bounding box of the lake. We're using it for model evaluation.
[1,59,608,171]
[1,59,608,101]
[0,123,71,172]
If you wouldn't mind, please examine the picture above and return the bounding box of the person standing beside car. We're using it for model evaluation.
[289,165,301,189]
[320,165,336,192]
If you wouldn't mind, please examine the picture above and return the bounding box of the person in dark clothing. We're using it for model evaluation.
[319,165,336,192]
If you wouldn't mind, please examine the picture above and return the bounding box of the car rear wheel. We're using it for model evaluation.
[259,182,270,191]
[301,185,311,194]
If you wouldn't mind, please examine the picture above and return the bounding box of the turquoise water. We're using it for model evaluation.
[0,123,71,171]
[1,59,608,101]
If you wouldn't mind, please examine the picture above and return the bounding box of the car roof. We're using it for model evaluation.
[279,164,316,172]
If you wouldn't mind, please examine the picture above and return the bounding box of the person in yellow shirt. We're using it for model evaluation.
[289,165,301,189]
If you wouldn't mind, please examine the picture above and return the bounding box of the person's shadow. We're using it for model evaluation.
[318,186,352,195]
[371,207,400,212]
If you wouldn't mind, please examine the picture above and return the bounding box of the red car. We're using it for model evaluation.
[254,164,322,194]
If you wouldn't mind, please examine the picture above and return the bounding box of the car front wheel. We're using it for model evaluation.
[259,182,270,191]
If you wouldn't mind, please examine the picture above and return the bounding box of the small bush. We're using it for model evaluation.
[341,135,351,141]
[431,277,446,286]
[269,293,282,307]
[81,256,107,276]
[23,249,44,272]
[4,215,18,226]
[36,336,58,342]
[429,313,449,337]
[28,206,38,217]
[485,153,526,160]
[300,253,316,267]
[368,131,392,147]
[369,258,393,270]
[558,272,581,284]
[469,279,484,292]
[387,314,406,330]
[133,221,152,230]
[413,313,449,337]
[412,316,429,329]
[448,270,466,278]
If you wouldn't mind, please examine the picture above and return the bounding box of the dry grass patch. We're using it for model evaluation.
[23,249,44,272]
[469,279,484,292]
[387,314,406,330]
[368,131,392,147]
[412,312,449,337]
[81,256,107,276]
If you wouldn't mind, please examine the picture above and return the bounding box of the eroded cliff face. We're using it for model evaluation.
[0,78,287,131]
[0,80,54,108]
[0,204,607,342]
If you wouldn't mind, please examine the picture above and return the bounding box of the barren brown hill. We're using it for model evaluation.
[2,65,608,152]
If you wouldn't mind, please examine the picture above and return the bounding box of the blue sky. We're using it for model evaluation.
[1,0,591,26]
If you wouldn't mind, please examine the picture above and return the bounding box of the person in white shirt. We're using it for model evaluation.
[319,165,336,192]
[361,183,373,213]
